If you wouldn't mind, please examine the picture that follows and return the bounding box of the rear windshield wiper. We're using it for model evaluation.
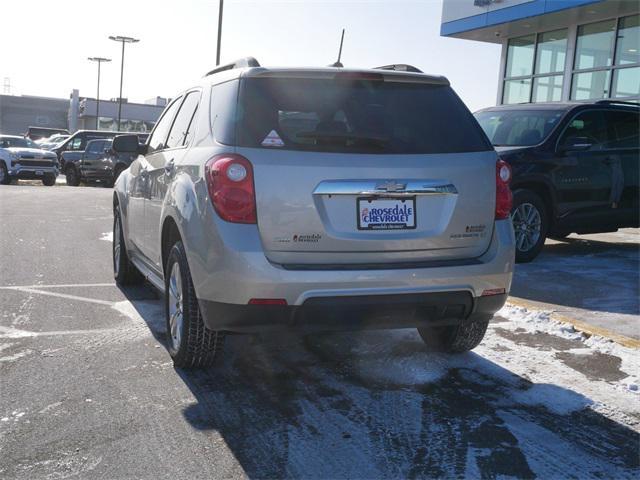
[296,131,389,148]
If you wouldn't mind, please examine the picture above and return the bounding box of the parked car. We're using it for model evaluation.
[64,138,136,187]
[112,58,515,369]
[36,134,70,150]
[25,126,69,141]
[0,135,59,186]
[475,100,639,263]
[54,130,123,167]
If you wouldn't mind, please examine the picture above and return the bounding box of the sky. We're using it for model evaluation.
[0,0,501,112]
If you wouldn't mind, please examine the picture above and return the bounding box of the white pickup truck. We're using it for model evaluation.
[0,135,59,186]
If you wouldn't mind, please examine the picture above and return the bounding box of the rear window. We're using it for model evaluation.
[235,77,491,154]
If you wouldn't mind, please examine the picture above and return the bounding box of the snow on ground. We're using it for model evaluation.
[99,232,113,242]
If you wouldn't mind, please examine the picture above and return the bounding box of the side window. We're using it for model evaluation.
[166,91,201,149]
[86,141,102,154]
[68,137,82,151]
[147,97,182,154]
[559,111,608,150]
[211,80,239,145]
[605,111,639,149]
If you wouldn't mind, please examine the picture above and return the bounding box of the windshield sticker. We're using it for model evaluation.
[261,130,284,147]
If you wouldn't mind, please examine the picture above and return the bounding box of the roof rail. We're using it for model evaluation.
[204,57,260,77]
[374,64,423,73]
[594,99,639,107]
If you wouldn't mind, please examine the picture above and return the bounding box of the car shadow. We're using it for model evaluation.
[511,236,639,316]
[118,284,639,478]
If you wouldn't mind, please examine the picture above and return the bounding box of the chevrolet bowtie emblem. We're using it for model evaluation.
[375,181,407,192]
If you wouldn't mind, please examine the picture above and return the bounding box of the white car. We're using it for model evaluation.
[37,134,70,150]
[0,135,59,186]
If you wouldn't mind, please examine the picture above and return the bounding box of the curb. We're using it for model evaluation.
[506,297,640,350]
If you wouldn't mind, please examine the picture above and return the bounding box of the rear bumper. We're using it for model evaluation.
[200,292,507,333]
[189,219,514,333]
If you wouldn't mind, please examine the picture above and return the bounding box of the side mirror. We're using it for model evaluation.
[559,136,592,153]
[112,134,140,154]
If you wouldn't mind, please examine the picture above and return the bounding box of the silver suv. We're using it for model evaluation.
[112,58,515,368]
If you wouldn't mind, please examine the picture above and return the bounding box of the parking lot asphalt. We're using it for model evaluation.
[1,182,639,479]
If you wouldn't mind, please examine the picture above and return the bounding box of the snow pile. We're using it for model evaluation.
[498,303,640,397]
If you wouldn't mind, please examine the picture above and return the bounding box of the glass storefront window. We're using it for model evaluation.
[612,67,640,98]
[535,29,567,74]
[571,70,611,100]
[533,75,564,102]
[503,78,532,104]
[571,15,639,101]
[506,35,535,78]
[575,19,616,70]
[615,15,640,66]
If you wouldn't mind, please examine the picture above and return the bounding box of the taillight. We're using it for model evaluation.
[495,159,513,220]
[205,154,256,223]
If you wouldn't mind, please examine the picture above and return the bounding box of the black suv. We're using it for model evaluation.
[475,100,639,262]
[63,138,137,187]
[53,130,123,166]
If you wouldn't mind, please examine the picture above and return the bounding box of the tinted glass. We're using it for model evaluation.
[532,75,563,102]
[86,140,103,153]
[166,91,201,149]
[605,110,639,148]
[615,15,640,66]
[210,80,240,145]
[612,67,640,98]
[571,70,611,100]
[237,77,491,154]
[506,35,535,78]
[148,97,182,153]
[535,29,567,74]
[559,111,608,149]
[503,78,531,104]
[475,109,564,146]
[575,19,616,70]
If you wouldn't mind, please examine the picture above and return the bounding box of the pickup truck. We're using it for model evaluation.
[0,135,59,186]
[62,138,136,187]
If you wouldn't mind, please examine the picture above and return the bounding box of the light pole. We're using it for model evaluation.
[108,35,140,131]
[87,57,111,130]
[216,0,224,65]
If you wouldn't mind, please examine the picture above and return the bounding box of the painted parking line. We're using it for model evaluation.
[507,297,640,349]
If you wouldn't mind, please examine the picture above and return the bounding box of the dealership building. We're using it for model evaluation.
[0,91,166,136]
[441,0,639,105]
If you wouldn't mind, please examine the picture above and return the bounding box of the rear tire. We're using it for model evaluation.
[65,165,80,186]
[42,175,56,186]
[0,162,10,185]
[511,189,548,263]
[418,319,489,353]
[113,204,144,285]
[165,240,225,368]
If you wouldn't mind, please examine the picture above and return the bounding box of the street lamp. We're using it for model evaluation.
[216,0,224,65]
[87,57,111,130]
[108,35,140,131]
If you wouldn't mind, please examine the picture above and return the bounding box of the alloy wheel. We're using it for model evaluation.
[512,202,542,253]
[168,262,184,351]
[113,216,121,277]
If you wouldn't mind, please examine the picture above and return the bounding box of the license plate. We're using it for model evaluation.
[35,170,44,176]
[357,197,416,230]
